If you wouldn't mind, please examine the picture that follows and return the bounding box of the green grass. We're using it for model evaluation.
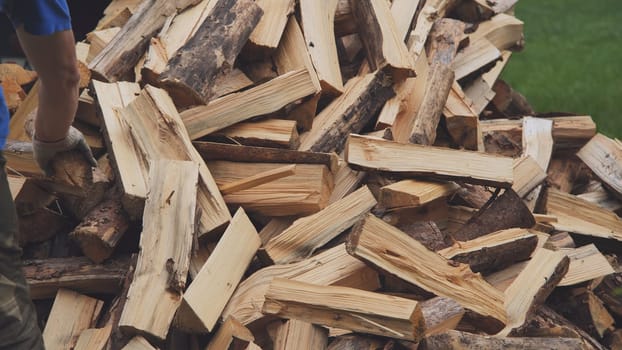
[501,0,622,138]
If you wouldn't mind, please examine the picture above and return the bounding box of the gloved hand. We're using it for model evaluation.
[32,126,98,177]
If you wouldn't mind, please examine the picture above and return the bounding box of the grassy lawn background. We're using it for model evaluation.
[501,0,622,138]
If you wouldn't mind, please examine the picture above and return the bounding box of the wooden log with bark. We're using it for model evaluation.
[422,330,585,350]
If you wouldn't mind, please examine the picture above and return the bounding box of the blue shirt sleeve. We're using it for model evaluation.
[0,86,9,150]
[4,0,72,36]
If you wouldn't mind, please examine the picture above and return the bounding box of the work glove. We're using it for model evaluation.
[32,126,98,177]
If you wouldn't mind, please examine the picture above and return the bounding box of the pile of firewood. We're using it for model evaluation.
[3,0,622,349]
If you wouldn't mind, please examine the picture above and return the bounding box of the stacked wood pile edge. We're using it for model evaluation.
[3,0,622,349]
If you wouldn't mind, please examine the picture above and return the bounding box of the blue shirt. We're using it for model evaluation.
[0,86,7,149]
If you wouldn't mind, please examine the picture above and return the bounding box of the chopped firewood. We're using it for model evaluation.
[73,326,112,350]
[469,13,523,51]
[247,0,295,54]
[328,159,366,204]
[550,287,616,339]
[210,69,254,98]
[42,289,104,350]
[299,0,342,94]
[464,50,512,114]
[219,164,296,195]
[273,320,328,350]
[261,186,376,264]
[409,18,466,145]
[577,134,622,199]
[592,271,622,319]
[86,27,121,62]
[299,70,394,153]
[159,0,263,106]
[453,38,500,80]
[351,0,415,79]
[546,189,622,242]
[439,228,538,274]
[346,134,514,187]
[422,330,585,350]
[407,0,461,60]
[521,116,554,210]
[0,63,37,85]
[452,189,534,241]
[121,336,157,350]
[95,0,142,30]
[223,244,380,326]
[499,248,569,336]
[8,79,38,142]
[205,317,254,350]
[118,159,199,340]
[421,297,465,336]
[263,278,425,341]
[214,119,300,149]
[118,85,230,236]
[443,81,483,151]
[558,244,615,287]
[379,179,459,209]
[209,161,332,216]
[381,197,450,229]
[512,155,547,197]
[181,69,319,140]
[327,334,388,350]
[544,231,576,250]
[90,0,201,81]
[1,77,26,111]
[7,174,25,199]
[472,0,518,15]
[176,208,260,333]
[393,221,452,252]
[578,182,622,214]
[605,330,622,350]
[347,214,507,331]
[258,217,295,245]
[193,141,339,173]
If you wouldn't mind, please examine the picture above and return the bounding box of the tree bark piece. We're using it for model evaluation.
[263,278,425,341]
[261,186,376,264]
[408,18,465,145]
[298,70,394,154]
[223,244,380,326]
[119,159,199,341]
[214,119,300,149]
[158,0,263,107]
[421,297,465,336]
[176,208,260,333]
[42,289,104,350]
[379,179,459,209]
[23,256,128,299]
[422,330,585,350]
[119,85,230,237]
[274,319,328,350]
[205,317,254,350]
[577,134,622,199]
[347,214,507,332]
[351,0,415,80]
[181,69,320,140]
[558,244,615,287]
[345,134,514,188]
[438,228,538,274]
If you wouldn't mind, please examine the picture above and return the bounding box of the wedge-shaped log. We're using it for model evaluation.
[119,159,199,340]
[159,0,263,106]
[578,134,622,199]
[43,289,104,350]
[223,244,380,325]
[262,186,376,264]
[559,244,615,287]
[219,165,296,195]
[208,161,332,216]
[176,208,260,333]
[499,248,569,336]
[347,214,507,331]
[351,0,415,79]
[23,257,128,300]
[205,317,254,350]
[119,85,230,237]
[380,179,459,209]
[512,155,547,197]
[345,134,514,188]
[438,228,538,274]
[181,69,320,140]
[89,0,200,81]
[274,319,328,350]
[421,297,465,337]
[263,278,425,341]
[214,119,299,149]
[422,330,585,350]
[546,188,622,242]
[299,70,394,153]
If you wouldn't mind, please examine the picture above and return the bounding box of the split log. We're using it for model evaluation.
[1,77,25,111]
[407,0,460,61]
[438,228,538,274]
[452,189,534,241]
[546,188,622,242]
[158,0,263,107]
[8,80,38,142]
[121,337,157,350]
[578,181,622,214]
[351,0,415,79]
[299,0,343,94]
[208,161,332,216]
[421,297,465,336]
[205,317,254,350]
[7,174,25,199]
[463,50,512,115]
[379,179,459,209]
[347,214,507,331]
[181,69,320,140]
[0,63,37,85]
[247,0,296,54]
[550,287,615,339]
[73,326,112,350]
[210,69,254,98]
[592,271,622,319]
[263,278,425,341]
[544,231,576,250]
[17,206,69,246]
[328,160,366,204]
[469,13,524,51]
[118,159,199,340]
[89,0,201,81]
[577,133,622,199]
[298,70,394,154]
[87,27,121,62]
[381,197,449,229]
[193,141,339,173]
[219,165,296,195]
[393,221,452,252]
[473,0,518,15]
[408,19,466,146]
[499,248,570,336]
[261,186,376,264]
[512,155,547,197]
[521,117,553,210]
[345,134,514,188]
[558,244,615,287]
[274,320,328,350]
[453,38,500,80]
[42,289,104,350]
[95,0,142,30]
[214,119,300,149]
[222,244,380,326]
[443,81,483,151]
[176,208,260,333]
[422,330,585,350]
[119,85,230,237]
